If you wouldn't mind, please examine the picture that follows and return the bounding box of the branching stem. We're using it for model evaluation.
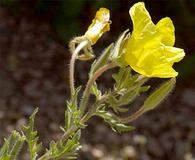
[79,62,117,115]
[81,94,108,122]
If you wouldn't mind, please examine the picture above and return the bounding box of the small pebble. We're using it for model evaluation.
[122,146,137,159]
[91,147,104,159]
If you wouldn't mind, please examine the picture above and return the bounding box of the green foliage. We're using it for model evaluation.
[143,78,176,112]
[107,67,149,113]
[90,82,102,100]
[23,108,42,160]
[111,30,129,67]
[0,131,25,160]
[63,87,86,131]
[90,43,114,76]
[96,108,135,133]
[48,130,81,160]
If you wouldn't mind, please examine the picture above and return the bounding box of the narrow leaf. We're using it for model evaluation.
[90,43,114,76]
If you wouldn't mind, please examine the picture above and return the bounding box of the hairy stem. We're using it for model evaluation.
[38,127,78,160]
[118,107,145,124]
[81,94,108,122]
[61,125,77,143]
[79,62,117,115]
[38,96,108,160]
[69,40,89,97]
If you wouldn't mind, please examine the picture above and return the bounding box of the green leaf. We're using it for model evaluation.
[90,43,114,76]
[90,82,102,100]
[23,108,42,160]
[49,130,81,160]
[112,67,131,90]
[139,86,150,92]
[96,109,135,133]
[112,67,145,92]
[113,86,140,107]
[108,67,148,113]
[0,131,25,160]
[63,86,87,133]
[64,109,72,131]
[143,78,176,111]
[71,86,82,108]
[111,30,129,67]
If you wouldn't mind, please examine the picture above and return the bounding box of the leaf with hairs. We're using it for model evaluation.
[0,131,25,160]
[23,108,42,160]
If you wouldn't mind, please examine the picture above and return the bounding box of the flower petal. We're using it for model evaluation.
[151,64,178,78]
[164,46,185,63]
[129,2,157,41]
[156,17,175,46]
[84,8,110,45]
[124,2,185,78]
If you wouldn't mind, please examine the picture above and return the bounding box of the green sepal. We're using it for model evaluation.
[111,30,129,67]
[143,78,176,112]
[69,37,94,61]
[90,43,114,76]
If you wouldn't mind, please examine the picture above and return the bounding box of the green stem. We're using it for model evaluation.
[38,126,78,160]
[81,94,108,122]
[60,95,109,143]
[79,62,117,115]
[61,125,78,143]
[118,107,145,124]
[69,40,89,97]
[38,95,109,160]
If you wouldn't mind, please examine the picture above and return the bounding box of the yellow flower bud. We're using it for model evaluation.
[124,2,185,78]
[84,8,110,45]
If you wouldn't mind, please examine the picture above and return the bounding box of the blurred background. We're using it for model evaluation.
[0,0,194,159]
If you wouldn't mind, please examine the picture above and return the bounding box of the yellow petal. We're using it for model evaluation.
[151,64,178,78]
[126,1,162,63]
[125,2,161,69]
[84,8,110,45]
[164,46,185,63]
[156,17,175,46]
[124,2,185,78]
[129,60,178,78]
[129,2,157,41]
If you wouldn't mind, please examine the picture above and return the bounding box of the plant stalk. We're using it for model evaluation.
[79,62,117,115]
[69,40,89,97]
[81,94,108,122]
[119,107,145,123]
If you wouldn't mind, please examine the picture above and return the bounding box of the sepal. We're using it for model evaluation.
[143,78,176,111]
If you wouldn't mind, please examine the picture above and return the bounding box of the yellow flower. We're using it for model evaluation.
[124,2,185,78]
[84,8,110,45]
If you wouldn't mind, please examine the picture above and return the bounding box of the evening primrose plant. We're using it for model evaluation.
[0,2,185,160]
